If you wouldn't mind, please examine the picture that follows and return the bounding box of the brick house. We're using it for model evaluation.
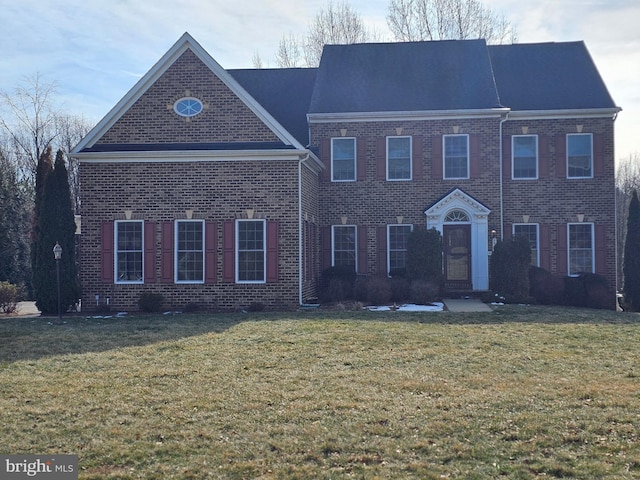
[73,33,620,311]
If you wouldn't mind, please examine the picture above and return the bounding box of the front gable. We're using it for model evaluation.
[74,33,304,153]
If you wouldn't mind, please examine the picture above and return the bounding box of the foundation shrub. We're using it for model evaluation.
[320,266,357,302]
[365,275,393,305]
[490,236,531,299]
[390,276,411,303]
[138,292,164,313]
[0,281,20,314]
[409,279,440,305]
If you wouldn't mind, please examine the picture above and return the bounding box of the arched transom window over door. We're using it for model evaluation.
[444,209,470,222]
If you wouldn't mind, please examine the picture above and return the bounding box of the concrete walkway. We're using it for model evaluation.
[442,298,493,312]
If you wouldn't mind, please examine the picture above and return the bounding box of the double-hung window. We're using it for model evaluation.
[115,220,143,283]
[237,219,266,283]
[388,224,413,273]
[568,223,594,275]
[444,134,469,179]
[567,133,593,178]
[332,225,356,269]
[332,137,356,181]
[175,220,204,283]
[512,135,538,179]
[513,223,539,266]
[387,136,412,180]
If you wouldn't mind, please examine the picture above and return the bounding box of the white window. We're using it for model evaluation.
[512,135,538,179]
[387,136,412,180]
[115,220,143,283]
[332,137,356,181]
[237,220,266,283]
[513,223,539,266]
[568,223,594,275]
[443,134,469,179]
[388,224,413,273]
[175,220,204,283]
[567,133,593,178]
[332,225,356,269]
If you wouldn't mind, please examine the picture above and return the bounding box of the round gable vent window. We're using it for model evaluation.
[173,97,203,117]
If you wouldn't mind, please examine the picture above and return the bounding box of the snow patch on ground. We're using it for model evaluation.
[366,302,444,312]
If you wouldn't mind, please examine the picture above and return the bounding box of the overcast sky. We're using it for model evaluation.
[1,0,638,160]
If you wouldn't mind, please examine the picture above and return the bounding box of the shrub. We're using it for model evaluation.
[138,292,164,313]
[319,266,357,302]
[0,281,20,314]
[490,236,531,298]
[248,302,265,312]
[365,275,393,305]
[353,276,369,302]
[390,276,411,303]
[406,228,443,284]
[410,279,440,305]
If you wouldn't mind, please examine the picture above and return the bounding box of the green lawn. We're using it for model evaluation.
[1,305,639,479]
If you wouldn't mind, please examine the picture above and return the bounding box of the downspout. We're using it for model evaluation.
[499,111,509,240]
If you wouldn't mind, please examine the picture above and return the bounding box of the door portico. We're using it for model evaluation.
[425,189,491,291]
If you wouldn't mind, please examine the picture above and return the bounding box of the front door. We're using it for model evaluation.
[443,224,472,289]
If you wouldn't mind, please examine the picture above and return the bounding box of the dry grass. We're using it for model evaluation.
[1,305,639,479]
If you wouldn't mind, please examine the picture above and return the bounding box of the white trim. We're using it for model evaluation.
[308,108,510,123]
[75,148,316,163]
[331,225,357,270]
[425,189,491,290]
[566,133,594,179]
[511,134,539,180]
[114,220,144,284]
[387,224,413,274]
[236,219,267,284]
[443,134,470,180]
[386,136,412,181]
[331,137,357,182]
[512,223,540,267]
[567,222,595,276]
[73,32,305,154]
[505,108,620,120]
[174,219,205,284]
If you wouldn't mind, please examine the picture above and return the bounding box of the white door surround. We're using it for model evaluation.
[424,188,491,290]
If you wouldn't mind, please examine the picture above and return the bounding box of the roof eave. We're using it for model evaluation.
[74,148,314,163]
[307,108,511,123]
[506,107,622,120]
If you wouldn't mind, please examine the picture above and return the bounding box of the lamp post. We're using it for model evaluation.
[53,242,62,322]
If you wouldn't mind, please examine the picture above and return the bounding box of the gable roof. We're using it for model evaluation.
[73,32,307,154]
[488,42,618,112]
[309,39,503,114]
[229,68,317,146]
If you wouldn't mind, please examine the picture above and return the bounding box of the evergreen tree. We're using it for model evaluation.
[32,149,79,314]
[490,235,531,299]
[623,190,640,311]
[0,153,25,285]
[406,227,443,282]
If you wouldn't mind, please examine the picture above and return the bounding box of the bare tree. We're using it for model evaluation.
[0,74,59,184]
[271,1,377,68]
[56,114,93,214]
[387,0,517,44]
[251,51,264,69]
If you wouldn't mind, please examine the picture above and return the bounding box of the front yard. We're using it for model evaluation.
[1,305,639,479]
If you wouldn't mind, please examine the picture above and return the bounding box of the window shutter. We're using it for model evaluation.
[557,225,567,275]
[377,226,387,274]
[101,222,114,283]
[376,137,386,180]
[469,134,481,178]
[319,138,331,181]
[266,221,279,283]
[593,134,605,177]
[595,224,607,275]
[161,222,174,283]
[205,222,217,284]
[538,135,549,178]
[432,135,443,179]
[357,226,368,274]
[502,136,511,179]
[357,137,367,181]
[540,224,551,271]
[556,135,566,178]
[222,221,235,282]
[321,226,332,270]
[144,222,156,283]
[412,136,423,180]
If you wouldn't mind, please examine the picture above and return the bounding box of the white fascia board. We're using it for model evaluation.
[506,108,621,120]
[75,148,314,163]
[73,33,303,154]
[307,108,510,124]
